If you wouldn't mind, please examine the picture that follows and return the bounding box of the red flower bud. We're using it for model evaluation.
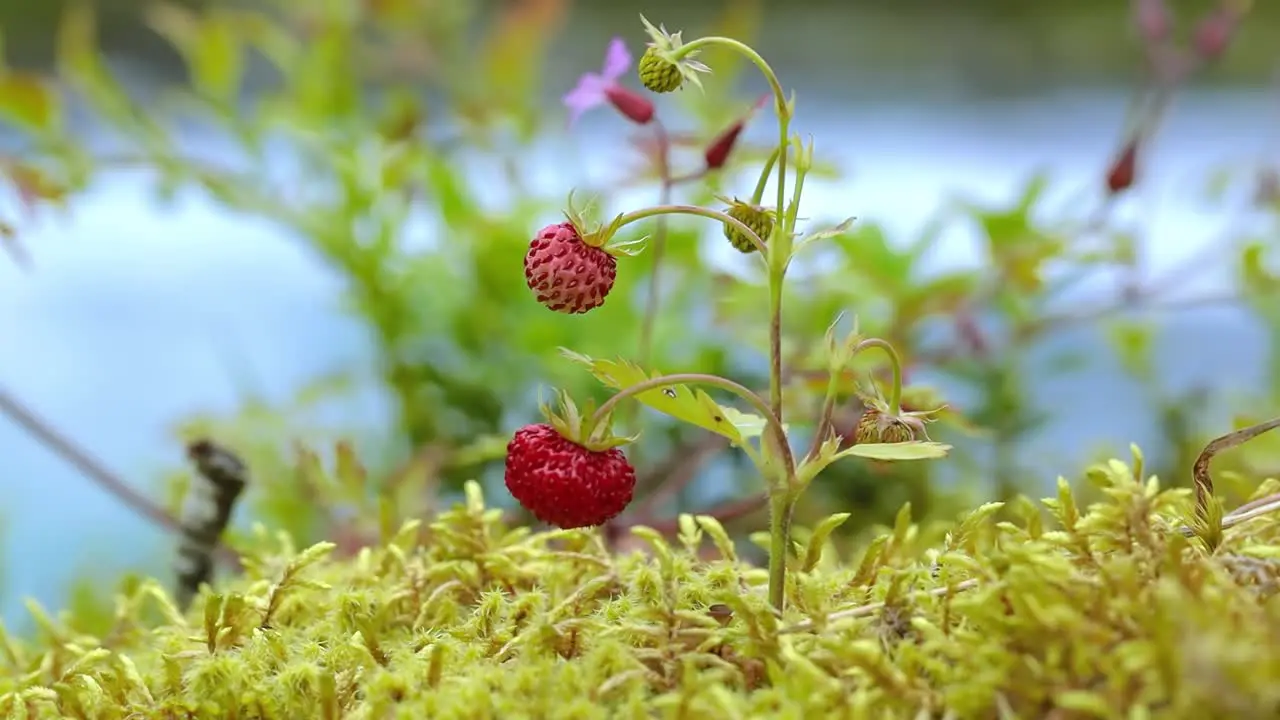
[1193,9,1238,61]
[704,122,745,171]
[1106,138,1139,195]
[1133,0,1171,44]
[703,94,770,171]
[603,84,654,125]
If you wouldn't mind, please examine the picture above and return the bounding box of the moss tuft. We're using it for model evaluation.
[4,451,1280,718]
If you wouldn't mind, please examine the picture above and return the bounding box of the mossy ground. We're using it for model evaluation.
[3,449,1280,719]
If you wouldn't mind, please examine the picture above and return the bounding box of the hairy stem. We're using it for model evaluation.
[855,338,904,416]
[767,491,793,610]
[751,145,781,205]
[805,337,906,462]
[674,34,796,612]
[673,36,791,234]
[616,204,767,256]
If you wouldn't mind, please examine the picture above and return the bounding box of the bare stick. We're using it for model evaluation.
[0,384,181,533]
[1192,416,1280,524]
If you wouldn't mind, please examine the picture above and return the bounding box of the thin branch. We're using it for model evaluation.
[1191,416,1280,524]
[0,384,182,534]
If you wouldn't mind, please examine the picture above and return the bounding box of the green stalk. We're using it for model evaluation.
[670,34,796,612]
[615,204,767,256]
[853,338,904,416]
[751,145,781,206]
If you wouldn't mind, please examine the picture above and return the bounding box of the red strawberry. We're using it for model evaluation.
[504,423,636,529]
[524,222,618,314]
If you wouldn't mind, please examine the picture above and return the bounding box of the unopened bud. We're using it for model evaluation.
[1193,9,1239,62]
[1106,138,1139,195]
[704,94,769,171]
[704,123,745,171]
[603,84,655,125]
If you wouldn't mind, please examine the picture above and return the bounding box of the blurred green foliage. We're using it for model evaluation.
[0,0,1277,619]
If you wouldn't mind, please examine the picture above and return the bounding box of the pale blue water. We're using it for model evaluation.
[2,86,1277,627]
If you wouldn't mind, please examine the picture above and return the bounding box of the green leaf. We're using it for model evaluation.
[190,14,243,103]
[1105,319,1153,378]
[833,442,952,462]
[795,216,856,253]
[559,349,747,446]
[718,405,782,440]
[1241,241,1277,294]
[801,513,851,572]
[0,73,59,132]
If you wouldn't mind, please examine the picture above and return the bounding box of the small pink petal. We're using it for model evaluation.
[563,73,607,123]
[601,37,631,81]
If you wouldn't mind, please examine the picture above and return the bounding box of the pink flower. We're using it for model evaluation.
[563,37,635,126]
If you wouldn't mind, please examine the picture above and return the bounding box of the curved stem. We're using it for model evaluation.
[616,204,768,256]
[803,337,906,463]
[671,35,797,613]
[852,338,904,416]
[585,372,796,484]
[673,36,791,239]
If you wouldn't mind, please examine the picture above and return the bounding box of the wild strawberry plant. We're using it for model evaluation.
[506,16,952,611]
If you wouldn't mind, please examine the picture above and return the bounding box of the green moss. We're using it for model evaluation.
[4,451,1280,719]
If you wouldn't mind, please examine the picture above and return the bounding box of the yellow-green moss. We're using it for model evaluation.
[4,450,1280,719]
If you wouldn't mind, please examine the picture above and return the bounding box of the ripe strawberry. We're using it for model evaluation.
[524,222,618,314]
[504,393,638,528]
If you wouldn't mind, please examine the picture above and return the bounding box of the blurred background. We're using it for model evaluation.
[1,0,1278,632]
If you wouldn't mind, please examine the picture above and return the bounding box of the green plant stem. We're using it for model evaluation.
[804,337,906,463]
[853,338,904,416]
[584,372,796,488]
[673,36,791,234]
[767,491,793,610]
[672,35,795,612]
[616,204,767,256]
[674,34,792,419]
[751,145,780,205]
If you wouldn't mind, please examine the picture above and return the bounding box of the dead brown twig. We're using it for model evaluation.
[1191,416,1280,526]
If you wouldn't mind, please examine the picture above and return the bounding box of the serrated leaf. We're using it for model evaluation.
[0,73,59,132]
[560,349,748,445]
[833,442,952,462]
[718,405,785,440]
[795,216,856,252]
